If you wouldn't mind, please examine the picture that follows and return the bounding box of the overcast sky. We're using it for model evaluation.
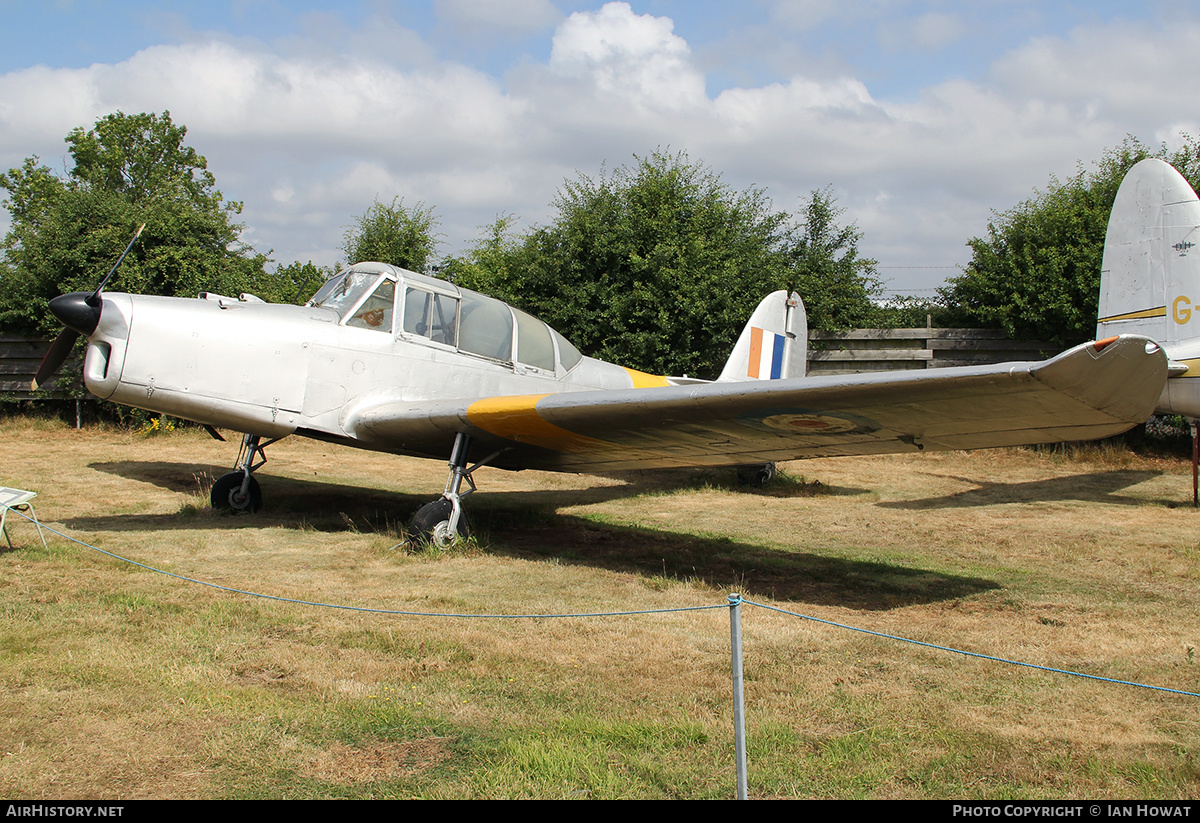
[1,0,1196,294]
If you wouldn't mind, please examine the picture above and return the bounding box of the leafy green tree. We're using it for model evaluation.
[441,213,522,287]
[785,187,881,331]
[940,136,1200,345]
[267,261,333,305]
[870,295,951,329]
[452,151,881,378]
[67,111,218,207]
[0,111,270,335]
[342,198,439,272]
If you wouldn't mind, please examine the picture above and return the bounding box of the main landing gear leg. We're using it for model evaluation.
[212,433,275,513]
[409,433,502,548]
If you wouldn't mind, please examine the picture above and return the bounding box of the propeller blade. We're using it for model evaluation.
[30,328,81,391]
[33,223,144,391]
[90,222,145,303]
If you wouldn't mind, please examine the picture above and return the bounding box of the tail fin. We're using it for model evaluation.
[1099,158,1200,416]
[1098,158,1200,346]
[717,291,807,382]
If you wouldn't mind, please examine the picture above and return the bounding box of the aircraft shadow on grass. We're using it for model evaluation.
[478,511,999,610]
[878,470,1167,510]
[68,460,991,609]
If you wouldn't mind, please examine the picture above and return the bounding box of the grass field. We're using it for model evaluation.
[1,417,1198,799]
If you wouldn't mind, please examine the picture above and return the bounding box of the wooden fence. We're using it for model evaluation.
[3,329,1060,401]
[0,337,79,399]
[806,328,1058,376]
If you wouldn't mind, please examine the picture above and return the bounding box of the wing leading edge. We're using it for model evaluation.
[344,335,1167,472]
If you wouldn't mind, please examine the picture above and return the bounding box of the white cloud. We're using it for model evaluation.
[1,2,1198,290]
[548,2,705,110]
[990,18,1200,122]
[0,40,528,156]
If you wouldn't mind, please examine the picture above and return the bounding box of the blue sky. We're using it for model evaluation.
[1,1,1195,293]
[7,2,1165,96]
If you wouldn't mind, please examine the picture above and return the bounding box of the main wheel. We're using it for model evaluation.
[211,471,262,513]
[408,497,469,548]
[736,462,777,487]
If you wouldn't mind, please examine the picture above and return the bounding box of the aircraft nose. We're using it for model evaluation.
[49,292,103,337]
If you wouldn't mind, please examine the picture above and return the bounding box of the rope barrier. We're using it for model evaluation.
[7,508,1197,698]
[7,511,723,619]
[746,598,1200,698]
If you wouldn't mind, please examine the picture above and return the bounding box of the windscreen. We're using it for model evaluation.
[308,270,381,321]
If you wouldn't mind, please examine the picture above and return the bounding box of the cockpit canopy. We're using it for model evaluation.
[308,262,583,373]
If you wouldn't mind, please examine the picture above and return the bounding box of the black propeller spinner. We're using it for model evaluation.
[31,223,145,391]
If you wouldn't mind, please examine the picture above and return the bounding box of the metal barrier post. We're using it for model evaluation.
[729,593,748,799]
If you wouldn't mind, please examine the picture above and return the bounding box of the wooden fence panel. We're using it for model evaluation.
[0,338,79,398]
[806,329,1059,375]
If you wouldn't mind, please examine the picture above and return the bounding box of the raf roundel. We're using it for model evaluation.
[738,409,880,436]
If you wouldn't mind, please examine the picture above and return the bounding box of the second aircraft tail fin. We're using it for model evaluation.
[1099,158,1200,416]
[1098,158,1200,347]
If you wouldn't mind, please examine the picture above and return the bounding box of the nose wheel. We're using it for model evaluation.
[211,471,262,513]
[211,433,276,513]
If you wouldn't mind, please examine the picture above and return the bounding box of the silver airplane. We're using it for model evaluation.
[34,252,1169,546]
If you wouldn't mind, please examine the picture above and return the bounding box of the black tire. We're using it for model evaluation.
[408,497,469,547]
[736,462,777,487]
[211,471,262,513]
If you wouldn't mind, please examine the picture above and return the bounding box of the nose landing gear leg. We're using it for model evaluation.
[212,433,274,513]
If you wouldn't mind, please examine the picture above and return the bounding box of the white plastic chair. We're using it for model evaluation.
[0,488,48,550]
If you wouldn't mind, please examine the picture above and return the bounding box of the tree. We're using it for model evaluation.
[940,136,1200,345]
[451,151,881,379]
[266,261,334,305]
[342,198,439,272]
[0,111,270,336]
[67,111,217,207]
[785,187,881,332]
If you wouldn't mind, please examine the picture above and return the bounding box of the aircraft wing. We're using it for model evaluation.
[343,335,1167,472]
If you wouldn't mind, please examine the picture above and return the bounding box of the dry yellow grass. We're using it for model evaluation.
[1,417,1197,798]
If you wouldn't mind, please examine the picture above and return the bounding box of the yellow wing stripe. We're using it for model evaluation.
[623,367,671,387]
[467,368,666,453]
[466,394,611,453]
[1172,358,1200,377]
[1098,306,1166,323]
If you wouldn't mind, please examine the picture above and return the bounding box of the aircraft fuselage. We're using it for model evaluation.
[79,264,666,456]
